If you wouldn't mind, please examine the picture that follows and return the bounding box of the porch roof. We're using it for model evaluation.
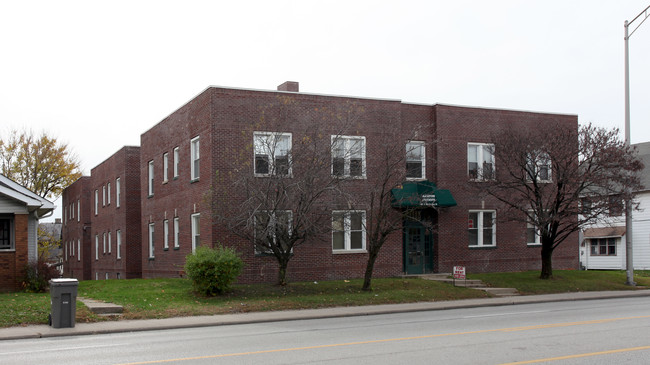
[391,180,457,208]
[583,226,626,239]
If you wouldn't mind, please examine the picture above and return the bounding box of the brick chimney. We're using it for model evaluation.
[277,81,299,92]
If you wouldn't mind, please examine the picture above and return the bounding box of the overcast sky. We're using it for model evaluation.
[1,1,649,221]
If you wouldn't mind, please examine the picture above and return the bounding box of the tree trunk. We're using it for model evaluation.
[362,250,379,291]
[277,259,288,286]
[540,243,554,279]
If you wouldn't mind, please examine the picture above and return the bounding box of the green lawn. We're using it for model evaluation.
[1,270,648,328]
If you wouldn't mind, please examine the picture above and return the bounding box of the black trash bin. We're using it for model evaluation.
[49,278,78,328]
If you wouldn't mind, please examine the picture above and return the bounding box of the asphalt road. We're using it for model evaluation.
[2,296,650,365]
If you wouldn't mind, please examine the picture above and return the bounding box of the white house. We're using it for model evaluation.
[580,142,650,270]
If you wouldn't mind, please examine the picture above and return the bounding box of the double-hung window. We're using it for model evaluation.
[108,231,112,253]
[95,234,99,260]
[102,185,106,206]
[190,136,200,181]
[526,152,552,182]
[0,217,14,251]
[94,190,98,215]
[107,182,111,205]
[103,232,106,253]
[468,210,496,247]
[116,178,121,208]
[332,211,366,252]
[173,147,179,178]
[254,132,291,176]
[163,219,169,250]
[173,217,180,249]
[332,136,366,178]
[191,213,200,253]
[406,141,425,180]
[163,152,169,183]
[526,214,542,246]
[148,160,154,196]
[254,210,293,254]
[468,143,495,181]
[148,223,155,259]
[77,239,81,261]
[77,199,80,221]
[116,230,122,259]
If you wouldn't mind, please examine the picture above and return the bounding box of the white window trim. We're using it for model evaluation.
[148,223,155,259]
[468,143,495,181]
[190,136,200,181]
[173,147,179,178]
[77,199,80,221]
[102,185,106,207]
[103,232,106,253]
[191,213,200,253]
[173,217,180,248]
[108,231,112,253]
[468,210,496,247]
[332,210,367,252]
[116,229,122,259]
[148,160,154,196]
[253,132,293,177]
[107,182,111,205]
[526,211,543,246]
[163,152,169,183]
[95,235,99,260]
[163,219,169,249]
[0,216,15,251]
[77,239,81,261]
[406,141,426,180]
[331,135,367,178]
[94,190,98,215]
[116,177,121,208]
[526,152,553,183]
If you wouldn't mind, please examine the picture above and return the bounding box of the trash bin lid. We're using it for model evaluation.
[50,278,79,284]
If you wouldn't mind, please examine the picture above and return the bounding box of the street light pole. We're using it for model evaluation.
[623,5,650,286]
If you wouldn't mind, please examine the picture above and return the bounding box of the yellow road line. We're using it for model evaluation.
[500,345,650,364]
[115,315,650,365]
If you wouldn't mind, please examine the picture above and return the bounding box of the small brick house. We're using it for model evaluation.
[63,82,580,282]
[0,174,55,292]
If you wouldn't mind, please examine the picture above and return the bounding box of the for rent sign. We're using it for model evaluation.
[453,266,466,280]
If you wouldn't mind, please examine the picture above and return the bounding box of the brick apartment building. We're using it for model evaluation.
[62,82,579,283]
[62,147,142,280]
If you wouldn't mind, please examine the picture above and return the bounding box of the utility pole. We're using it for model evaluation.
[623,5,650,286]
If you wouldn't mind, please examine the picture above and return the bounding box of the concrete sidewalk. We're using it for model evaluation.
[2,290,649,341]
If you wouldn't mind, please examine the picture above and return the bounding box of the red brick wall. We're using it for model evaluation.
[62,176,92,280]
[0,214,28,292]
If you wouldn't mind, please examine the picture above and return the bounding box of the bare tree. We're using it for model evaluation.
[214,98,362,286]
[478,123,643,279]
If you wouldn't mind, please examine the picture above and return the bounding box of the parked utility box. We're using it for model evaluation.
[49,278,78,328]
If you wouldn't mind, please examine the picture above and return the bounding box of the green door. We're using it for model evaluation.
[404,222,433,274]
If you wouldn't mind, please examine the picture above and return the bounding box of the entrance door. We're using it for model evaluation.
[404,221,433,274]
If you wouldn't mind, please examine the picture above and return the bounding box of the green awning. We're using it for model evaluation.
[391,180,457,208]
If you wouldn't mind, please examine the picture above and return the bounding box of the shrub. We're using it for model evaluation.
[184,245,244,296]
[22,257,60,293]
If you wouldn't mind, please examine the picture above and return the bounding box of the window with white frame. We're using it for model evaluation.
[590,238,617,256]
[190,136,200,181]
[116,178,121,208]
[468,143,495,181]
[526,215,542,245]
[95,190,98,215]
[191,213,200,253]
[77,239,81,261]
[107,182,111,205]
[332,211,366,252]
[163,152,169,182]
[116,230,122,259]
[468,210,496,247]
[71,202,74,220]
[148,160,154,196]
[406,141,426,180]
[71,239,75,257]
[332,136,366,178]
[103,232,106,253]
[77,199,80,221]
[0,217,14,251]
[148,223,155,258]
[102,185,106,206]
[254,210,293,254]
[173,146,179,178]
[173,217,179,248]
[95,234,99,260]
[253,132,291,176]
[526,152,552,182]
[163,219,169,249]
[108,231,112,253]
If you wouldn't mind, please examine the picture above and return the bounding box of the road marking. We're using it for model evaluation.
[499,345,650,364]
[0,343,125,356]
[115,314,650,365]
